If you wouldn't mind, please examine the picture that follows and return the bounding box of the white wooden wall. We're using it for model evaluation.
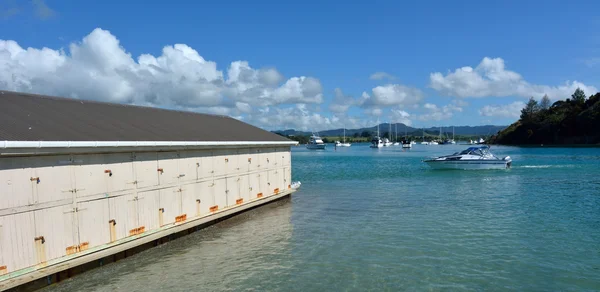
[0,146,291,276]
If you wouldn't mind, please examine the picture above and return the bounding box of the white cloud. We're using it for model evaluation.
[430,57,598,100]
[364,107,383,117]
[478,101,526,119]
[362,84,424,107]
[0,28,324,113]
[417,103,463,122]
[244,105,373,132]
[370,72,396,81]
[328,88,356,113]
[390,108,412,126]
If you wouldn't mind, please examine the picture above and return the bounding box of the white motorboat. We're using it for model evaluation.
[370,136,383,148]
[421,141,429,145]
[402,142,412,148]
[411,141,417,145]
[307,133,326,150]
[430,141,439,145]
[424,145,512,170]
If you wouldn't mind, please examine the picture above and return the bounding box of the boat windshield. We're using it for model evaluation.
[459,146,489,156]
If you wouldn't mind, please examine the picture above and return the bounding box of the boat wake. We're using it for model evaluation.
[518,165,576,169]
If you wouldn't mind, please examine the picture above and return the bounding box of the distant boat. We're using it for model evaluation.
[421,128,429,145]
[401,125,412,148]
[393,123,400,145]
[383,137,393,147]
[307,133,326,150]
[383,123,393,146]
[370,121,384,148]
[336,127,351,147]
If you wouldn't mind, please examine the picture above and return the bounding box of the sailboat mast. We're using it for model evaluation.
[343,127,346,143]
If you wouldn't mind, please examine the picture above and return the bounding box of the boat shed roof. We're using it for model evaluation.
[0,90,294,148]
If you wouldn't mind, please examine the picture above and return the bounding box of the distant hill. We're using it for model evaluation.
[275,124,506,137]
[490,90,600,145]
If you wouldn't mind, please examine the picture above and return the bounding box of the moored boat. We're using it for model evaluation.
[307,133,326,150]
[423,145,511,170]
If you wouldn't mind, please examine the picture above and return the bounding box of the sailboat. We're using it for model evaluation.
[382,123,393,146]
[335,127,351,147]
[370,121,384,148]
[421,128,429,145]
[450,126,456,144]
[393,123,400,146]
[402,124,412,148]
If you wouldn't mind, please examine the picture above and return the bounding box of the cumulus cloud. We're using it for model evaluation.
[328,88,356,113]
[243,104,373,131]
[362,84,424,107]
[0,28,323,113]
[417,103,463,122]
[430,57,598,99]
[370,72,396,81]
[390,108,412,126]
[479,101,526,119]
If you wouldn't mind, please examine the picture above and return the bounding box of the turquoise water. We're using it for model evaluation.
[44,144,600,291]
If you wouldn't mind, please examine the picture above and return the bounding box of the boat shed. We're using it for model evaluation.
[0,90,298,290]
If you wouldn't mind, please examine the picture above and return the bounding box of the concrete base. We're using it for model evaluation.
[1,189,295,292]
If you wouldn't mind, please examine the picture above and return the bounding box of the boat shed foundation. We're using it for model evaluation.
[0,91,298,291]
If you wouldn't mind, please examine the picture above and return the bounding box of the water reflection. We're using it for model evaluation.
[44,198,293,292]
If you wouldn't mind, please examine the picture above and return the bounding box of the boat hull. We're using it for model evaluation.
[306,144,326,150]
[424,160,511,170]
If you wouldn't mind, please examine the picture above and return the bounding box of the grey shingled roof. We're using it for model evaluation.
[0,91,291,142]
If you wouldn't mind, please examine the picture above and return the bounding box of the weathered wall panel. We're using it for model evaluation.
[108,194,138,241]
[159,187,182,226]
[0,213,36,272]
[104,153,135,194]
[133,152,158,188]
[197,151,213,180]
[197,181,215,216]
[179,151,201,182]
[77,200,110,248]
[33,155,74,204]
[180,184,199,219]
[0,157,34,209]
[249,173,260,199]
[258,172,269,197]
[137,191,160,231]
[157,152,179,186]
[213,178,227,209]
[239,175,250,203]
[226,177,240,208]
[33,205,77,263]
[73,154,108,198]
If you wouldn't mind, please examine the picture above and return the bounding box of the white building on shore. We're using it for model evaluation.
[0,90,298,290]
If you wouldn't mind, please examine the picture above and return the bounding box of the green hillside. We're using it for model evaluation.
[489,89,600,145]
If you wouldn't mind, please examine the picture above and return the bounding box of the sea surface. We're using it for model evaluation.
[44,144,600,291]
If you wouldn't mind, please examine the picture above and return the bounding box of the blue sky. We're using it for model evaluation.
[1,0,599,131]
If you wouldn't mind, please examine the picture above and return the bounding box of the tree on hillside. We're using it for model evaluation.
[360,131,371,138]
[572,88,586,104]
[539,94,551,110]
[520,97,539,121]
[353,132,359,138]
